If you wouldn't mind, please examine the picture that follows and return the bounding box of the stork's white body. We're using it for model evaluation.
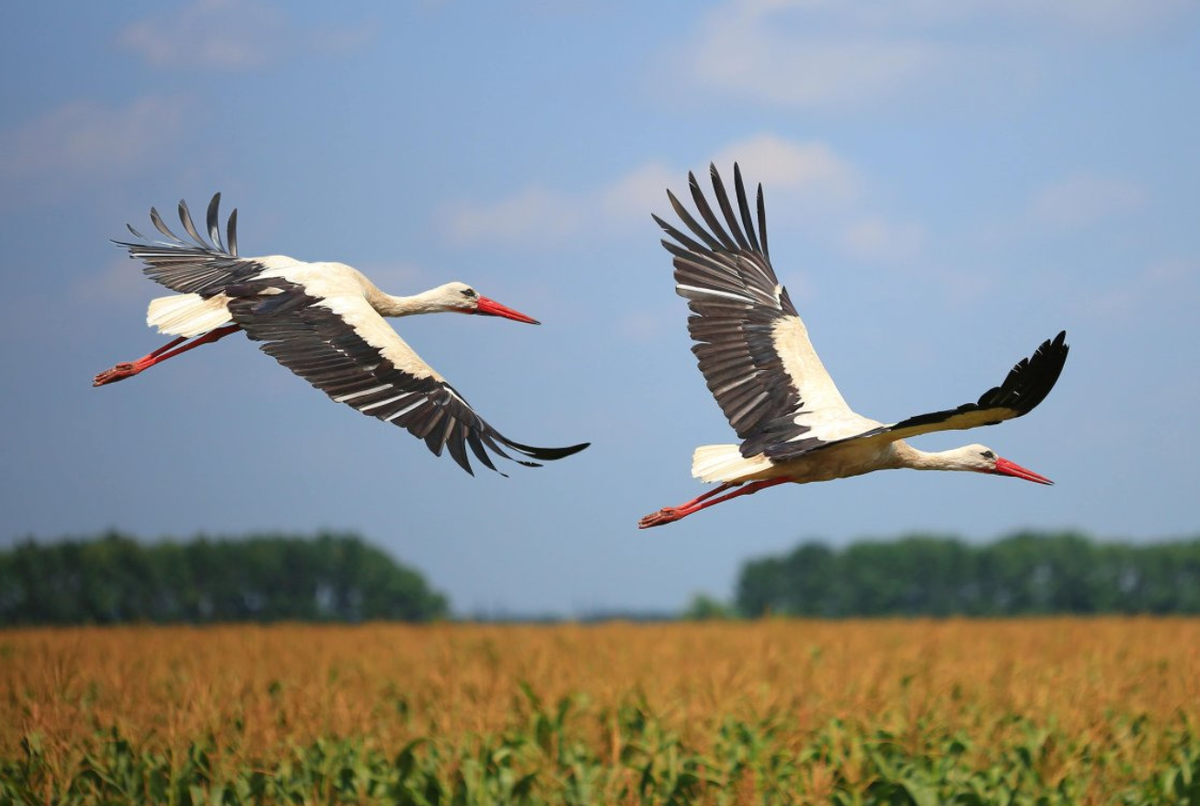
[147,257,453,383]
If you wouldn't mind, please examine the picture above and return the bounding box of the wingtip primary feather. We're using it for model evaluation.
[502,439,590,462]
[756,182,769,259]
[177,199,209,249]
[150,206,183,243]
[732,163,763,255]
[128,195,236,256]
[688,167,738,251]
[206,193,226,253]
[228,208,239,256]
[708,163,752,251]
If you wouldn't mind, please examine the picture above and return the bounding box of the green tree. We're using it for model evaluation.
[0,532,448,625]
[734,531,1200,618]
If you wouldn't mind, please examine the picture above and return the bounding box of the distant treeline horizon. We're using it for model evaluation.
[4,530,1200,625]
[0,531,448,626]
[733,531,1200,618]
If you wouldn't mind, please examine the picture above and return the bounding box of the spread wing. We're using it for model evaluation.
[113,194,265,297]
[765,331,1070,462]
[654,163,857,458]
[223,277,589,475]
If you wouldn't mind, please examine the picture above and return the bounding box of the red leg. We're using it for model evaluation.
[147,335,189,358]
[638,477,790,529]
[676,482,736,509]
[93,325,241,387]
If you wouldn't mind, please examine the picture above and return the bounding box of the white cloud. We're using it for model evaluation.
[710,135,860,205]
[441,185,585,245]
[599,162,676,224]
[668,0,1196,109]
[443,135,865,248]
[1075,257,1197,323]
[1029,173,1148,230]
[119,0,372,70]
[0,96,188,200]
[998,0,1195,34]
[841,216,926,262]
[695,27,940,108]
[733,0,1194,34]
[667,1,952,109]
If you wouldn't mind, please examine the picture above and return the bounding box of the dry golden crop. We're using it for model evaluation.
[3,618,1199,804]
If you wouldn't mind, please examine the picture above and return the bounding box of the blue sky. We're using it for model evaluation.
[2,0,1198,615]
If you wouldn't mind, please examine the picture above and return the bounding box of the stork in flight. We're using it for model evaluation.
[639,164,1068,528]
[94,195,589,475]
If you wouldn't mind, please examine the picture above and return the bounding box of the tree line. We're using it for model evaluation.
[735,530,1200,617]
[0,531,448,625]
[8,529,1200,625]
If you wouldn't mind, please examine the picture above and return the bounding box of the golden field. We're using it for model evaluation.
[3,619,1200,804]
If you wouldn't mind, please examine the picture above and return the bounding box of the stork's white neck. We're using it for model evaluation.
[889,442,984,473]
[368,286,459,318]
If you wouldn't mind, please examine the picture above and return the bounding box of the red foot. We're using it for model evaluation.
[638,508,686,529]
[93,361,145,387]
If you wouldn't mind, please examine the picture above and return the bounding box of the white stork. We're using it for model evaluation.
[639,164,1068,528]
[94,195,589,475]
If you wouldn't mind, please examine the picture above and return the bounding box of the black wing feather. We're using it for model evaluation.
[756,183,770,260]
[227,208,239,257]
[150,207,184,243]
[734,164,762,255]
[114,194,260,297]
[709,164,751,251]
[206,194,226,253]
[177,199,207,247]
[688,171,738,251]
[667,189,726,253]
[223,278,588,476]
[656,163,808,451]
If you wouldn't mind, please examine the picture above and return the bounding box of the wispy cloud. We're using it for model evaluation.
[597,163,677,226]
[999,0,1196,34]
[729,0,1195,34]
[442,134,930,268]
[1074,257,1197,324]
[710,136,860,205]
[840,216,926,263]
[441,185,586,245]
[119,0,373,70]
[0,96,188,202]
[666,0,1196,110]
[690,24,941,109]
[1028,173,1148,230]
[442,134,865,248]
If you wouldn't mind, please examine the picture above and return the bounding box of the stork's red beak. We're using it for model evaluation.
[475,296,540,325]
[993,457,1054,485]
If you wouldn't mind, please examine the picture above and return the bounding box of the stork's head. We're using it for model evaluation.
[956,443,1054,485]
[437,282,540,324]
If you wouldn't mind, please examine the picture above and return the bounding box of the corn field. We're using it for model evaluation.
[3,619,1200,804]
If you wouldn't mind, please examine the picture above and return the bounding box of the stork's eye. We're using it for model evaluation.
[981,450,996,460]
[461,288,477,299]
